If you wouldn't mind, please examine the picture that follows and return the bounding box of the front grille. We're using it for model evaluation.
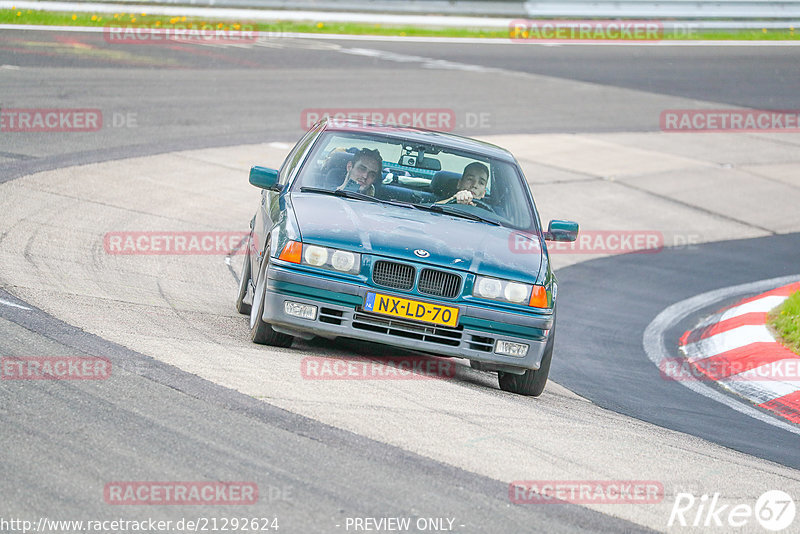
[372,260,415,291]
[353,313,462,346]
[319,307,344,325]
[468,334,494,352]
[418,268,461,298]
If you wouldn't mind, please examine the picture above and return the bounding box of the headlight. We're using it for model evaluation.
[280,241,359,275]
[476,277,502,299]
[304,245,328,266]
[504,282,528,303]
[473,276,547,308]
[331,250,356,272]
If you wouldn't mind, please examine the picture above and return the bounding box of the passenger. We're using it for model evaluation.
[438,162,490,208]
[337,148,383,196]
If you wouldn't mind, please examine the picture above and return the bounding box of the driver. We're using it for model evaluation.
[438,162,490,208]
[337,148,383,196]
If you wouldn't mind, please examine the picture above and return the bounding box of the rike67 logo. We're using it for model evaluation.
[669,490,796,531]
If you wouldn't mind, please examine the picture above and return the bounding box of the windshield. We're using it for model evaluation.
[291,130,537,230]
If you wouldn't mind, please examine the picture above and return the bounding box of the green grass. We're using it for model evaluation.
[769,291,800,355]
[1,8,799,40]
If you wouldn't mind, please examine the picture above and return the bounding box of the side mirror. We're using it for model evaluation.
[544,220,579,242]
[249,166,282,191]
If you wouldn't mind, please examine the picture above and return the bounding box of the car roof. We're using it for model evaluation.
[319,118,517,163]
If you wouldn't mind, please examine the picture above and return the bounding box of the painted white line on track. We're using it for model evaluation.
[696,295,789,328]
[683,324,776,360]
[0,298,32,311]
[643,274,800,436]
[3,23,800,46]
[720,373,800,405]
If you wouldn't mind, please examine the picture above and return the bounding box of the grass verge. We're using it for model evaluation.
[1,8,799,40]
[769,291,800,355]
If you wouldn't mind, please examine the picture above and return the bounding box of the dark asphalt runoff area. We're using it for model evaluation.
[1,27,798,529]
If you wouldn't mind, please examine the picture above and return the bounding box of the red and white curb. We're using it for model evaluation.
[677,281,800,425]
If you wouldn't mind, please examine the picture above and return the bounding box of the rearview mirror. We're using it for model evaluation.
[544,220,579,242]
[249,166,281,191]
[419,157,441,171]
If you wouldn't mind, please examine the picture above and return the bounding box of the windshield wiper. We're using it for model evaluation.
[300,187,424,210]
[299,186,378,203]
[413,203,501,226]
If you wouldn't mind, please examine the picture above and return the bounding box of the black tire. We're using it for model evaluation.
[235,236,252,315]
[498,320,555,397]
[249,247,294,347]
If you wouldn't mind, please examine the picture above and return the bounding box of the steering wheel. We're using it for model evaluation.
[471,198,494,212]
[447,197,494,212]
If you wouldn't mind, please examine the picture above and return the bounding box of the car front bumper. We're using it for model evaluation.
[261,263,554,372]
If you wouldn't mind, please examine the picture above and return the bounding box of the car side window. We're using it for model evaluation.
[279,125,322,185]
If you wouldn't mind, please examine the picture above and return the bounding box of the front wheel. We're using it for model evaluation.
[235,236,252,315]
[249,248,294,347]
[498,320,555,397]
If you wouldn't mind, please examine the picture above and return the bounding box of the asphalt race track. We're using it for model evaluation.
[1,28,800,533]
[554,233,800,468]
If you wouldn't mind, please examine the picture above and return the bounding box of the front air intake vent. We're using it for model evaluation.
[372,261,415,291]
[418,268,461,298]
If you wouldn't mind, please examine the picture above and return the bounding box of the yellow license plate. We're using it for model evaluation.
[364,292,459,327]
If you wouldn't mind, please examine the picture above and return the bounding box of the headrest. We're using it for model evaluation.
[430,170,461,198]
[321,150,354,174]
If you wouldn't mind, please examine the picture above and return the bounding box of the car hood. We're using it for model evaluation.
[291,193,544,283]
